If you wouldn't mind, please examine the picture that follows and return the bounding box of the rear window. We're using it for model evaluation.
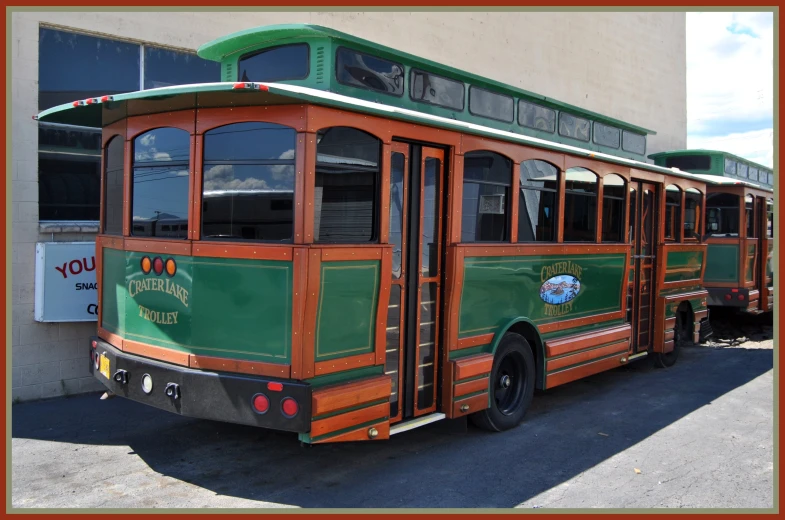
[664,155,711,171]
[238,44,309,82]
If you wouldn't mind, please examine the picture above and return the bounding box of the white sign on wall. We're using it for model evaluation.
[34,242,98,322]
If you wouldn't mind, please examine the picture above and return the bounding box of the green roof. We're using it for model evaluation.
[197,23,656,136]
[648,149,773,172]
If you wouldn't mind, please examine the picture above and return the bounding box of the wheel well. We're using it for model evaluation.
[505,321,545,390]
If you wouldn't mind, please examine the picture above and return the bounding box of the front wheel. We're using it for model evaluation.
[469,332,535,432]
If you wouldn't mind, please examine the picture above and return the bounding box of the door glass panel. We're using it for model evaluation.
[421,157,440,277]
[390,152,406,279]
[641,189,653,257]
[417,282,437,410]
[385,285,402,418]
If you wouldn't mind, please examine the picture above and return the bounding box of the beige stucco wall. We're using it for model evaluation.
[10,10,686,401]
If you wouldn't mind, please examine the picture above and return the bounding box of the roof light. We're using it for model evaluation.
[72,101,80,107]
[233,82,248,89]
[100,95,113,102]
[86,98,95,105]
[258,84,269,92]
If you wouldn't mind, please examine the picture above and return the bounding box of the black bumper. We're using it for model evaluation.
[89,337,311,433]
[707,288,750,308]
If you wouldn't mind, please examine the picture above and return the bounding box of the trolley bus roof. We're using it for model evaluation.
[34,81,771,192]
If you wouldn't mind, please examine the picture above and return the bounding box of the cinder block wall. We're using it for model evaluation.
[10,10,686,401]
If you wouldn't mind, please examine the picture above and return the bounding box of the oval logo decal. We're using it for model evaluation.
[540,275,581,305]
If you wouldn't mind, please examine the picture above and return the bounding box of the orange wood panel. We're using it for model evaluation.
[126,110,196,139]
[314,353,377,377]
[191,243,292,261]
[195,105,307,134]
[122,140,132,236]
[303,131,317,242]
[538,310,626,335]
[662,339,675,354]
[629,167,665,184]
[189,355,290,378]
[545,324,631,357]
[449,154,464,243]
[693,309,708,321]
[191,134,203,240]
[456,333,495,350]
[380,143,392,244]
[97,235,124,249]
[462,134,536,164]
[665,317,676,329]
[319,246,384,262]
[452,392,489,417]
[123,238,192,256]
[312,420,390,444]
[546,354,626,389]
[290,247,308,379]
[518,147,565,171]
[294,133,307,244]
[461,243,630,257]
[453,377,489,398]
[123,339,190,366]
[564,155,631,180]
[375,248,393,365]
[545,340,629,372]
[664,329,675,341]
[301,248,322,378]
[97,327,124,350]
[310,402,390,438]
[454,354,494,381]
[311,375,392,416]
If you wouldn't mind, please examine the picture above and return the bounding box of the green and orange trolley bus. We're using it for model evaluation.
[36,24,726,443]
[650,150,774,314]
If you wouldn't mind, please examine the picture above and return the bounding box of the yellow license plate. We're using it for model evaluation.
[99,354,110,380]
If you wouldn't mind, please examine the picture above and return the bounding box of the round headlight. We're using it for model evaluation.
[141,373,154,394]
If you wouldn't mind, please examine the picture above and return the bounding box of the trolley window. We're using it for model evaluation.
[410,69,464,111]
[558,113,590,142]
[621,131,646,155]
[593,122,620,149]
[746,194,757,238]
[335,47,404,96]
[468,86,513,123]
[202,122,296,242]
[563,167,598,242]
[664,185,681,241]
[103,135,124,235]
[518,100,556,133]
[238,44,309,83]
[462,151,512,242]
[684,188,702,240]
[518,160,559,242]
[706,193,740,236]
[131,127,190,239]
[664,155,711,171]
[601,174,625,242]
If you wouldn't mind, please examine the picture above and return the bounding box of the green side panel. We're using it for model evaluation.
[664,250,704,282]
[315,260,380,362]
[745,244,756,283]
[118,252,292,362]
[101,248,127,335]
[704,244,739,283]
[458,254,625,338]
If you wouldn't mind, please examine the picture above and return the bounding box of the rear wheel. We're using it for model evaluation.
[470,332,535,432]
[653,306,691,368]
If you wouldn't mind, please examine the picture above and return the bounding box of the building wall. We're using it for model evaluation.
[10,10,686,401]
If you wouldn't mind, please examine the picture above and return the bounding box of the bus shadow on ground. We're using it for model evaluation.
[12,336,773,508]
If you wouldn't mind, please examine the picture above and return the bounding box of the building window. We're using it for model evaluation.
[103,136,124,235]
[706,193,739,237]
[146,46,220,88]
[461,151,511,242]
[38,27,218,223]
[518,100,556,133]
[593,123,620,149]
[335,47,403,96]
[518,160,558,242]
[202,122,296,241]
[684,188,702,240]
[558,113,590,142]
[601,174,626,242]
[746,194,757,238]
[131,128,190,238]
[315,127,381,243]
[664,185,681,241]
[468,86,513,123]
[622,131,646,155]
[563,168,597,242]
[410,69,464,111]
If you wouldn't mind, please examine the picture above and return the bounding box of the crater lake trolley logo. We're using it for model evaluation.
[540,261,583,317]
[128,256,189,325]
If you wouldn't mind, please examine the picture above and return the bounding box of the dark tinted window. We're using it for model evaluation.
[389,152,405,278]
[518,101,556,133]
[410,69,464,110]
[622,131,646,154]
[38,123,101,220]
[238,44,309,83]
[461,151,511,242]
[767,200,774,238]
[706,193,739,236]
[563,168,597,242]
[132,128,190,238]
[593,122,620,149]
[664,155,711,171]
[104,136,124,234]
[746,195,756,238]
[38,27,139,110]
[684,189,702,240]
[335,47,403,96]
[468,87,513,122]
[558,113,590,142]
[202,122,296,242]
[518,160,558,242]
[315,127,380,243]
[145,46,220,89]
[737,163,748,178]
[601,174,625,242]
[664,185,681,241]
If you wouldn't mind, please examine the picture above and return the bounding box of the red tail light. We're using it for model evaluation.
[153,257,164,276]
[724,294,732,301]
[738,294,745,301]
[252,394,270,414]
[281,397,299,418]
[91,340,97,349]
[267,382,283,392]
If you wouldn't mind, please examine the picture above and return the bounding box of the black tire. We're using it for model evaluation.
[469,332,535,432]
[653,307,689,368]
